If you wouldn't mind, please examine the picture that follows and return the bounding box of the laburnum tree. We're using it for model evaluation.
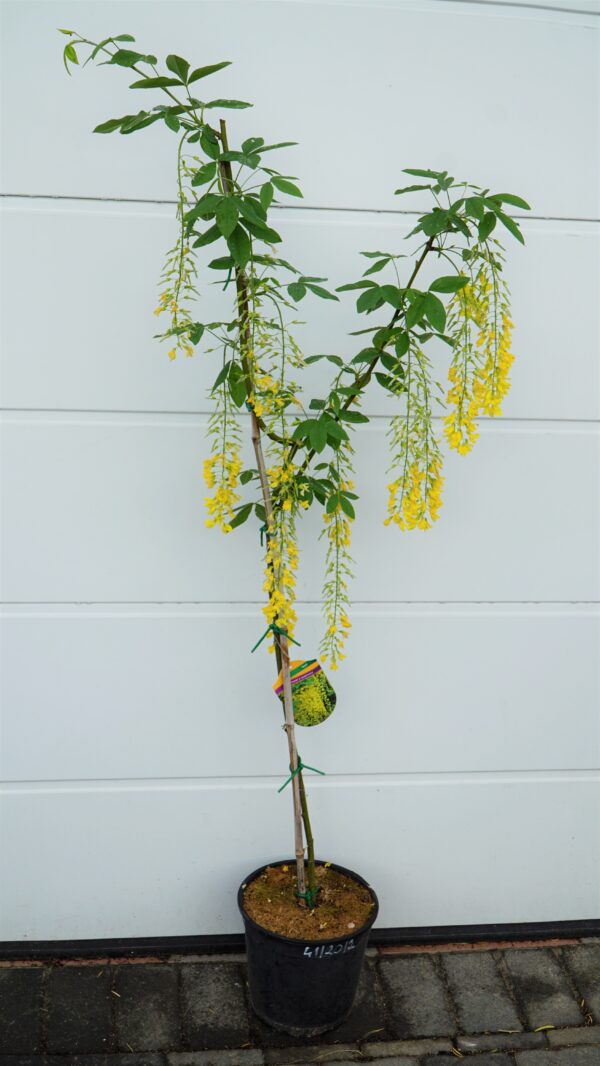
[61,29,529,907]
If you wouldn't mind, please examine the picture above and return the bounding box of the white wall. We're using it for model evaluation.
[1,0,599,941]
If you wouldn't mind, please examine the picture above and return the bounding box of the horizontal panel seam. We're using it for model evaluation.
[1,600,599,606]
[2,410,599,427]
[2,771,599,791]
[1,193,598,225]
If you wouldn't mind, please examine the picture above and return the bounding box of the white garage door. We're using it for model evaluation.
[1,0,599,941]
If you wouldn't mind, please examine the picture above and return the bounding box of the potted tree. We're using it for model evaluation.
[61,28,529,1036]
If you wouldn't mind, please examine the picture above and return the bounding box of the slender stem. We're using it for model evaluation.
[218,119,307,900]
[287,236,437,477]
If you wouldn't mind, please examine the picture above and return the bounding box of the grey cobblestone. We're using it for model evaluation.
[0,968,44,1053]
[503,949,584,1029]
[263,1046,360,1063]
[441,951,522,1033]
[457,1030,547,1052]
[421,1055,513,1066]
[180,963,249,1051]
[562,944,600,1021]
[46,966,113,1054]
[114,964,180,1052]
[379,956,454,1038]
[169,1053,264,1065]
[362,1037,455,1056]
[547,1026,600,1048]
[515,1048,600,1064]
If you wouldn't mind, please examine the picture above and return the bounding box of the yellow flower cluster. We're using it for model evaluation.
[203,448,242,533]
[262,511,299,645]
[385,460,444,530]
[444,263,515,455]
[474,309,514,417]
[321,507,353,670]
[443,362,480,455]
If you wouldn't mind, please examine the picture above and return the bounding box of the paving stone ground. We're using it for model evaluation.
[1,940,599,1065]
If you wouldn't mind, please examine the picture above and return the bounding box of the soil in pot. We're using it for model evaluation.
[242,862,375,940]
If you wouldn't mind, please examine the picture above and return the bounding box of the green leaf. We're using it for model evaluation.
[120,111,162,134]
[339,409,369,424]
[339,495,356,519]
[260,141,298,153]
[93,116,124,134]
[242,218,282,244]
[375,372,400,392]
[326,420,349,444]
[363,258,391,276]
[200,128,220,160]
[292,421,313,442]
[287,282,307,302]
[240,469,255,485]
[212,361,232,390]
[227,225,251,268]
[424,293,446,332]
[108,49,157,67]
[489,192,531,211]
[357,287,385,313]
[230,503,253,529]
[305,283,338,301]
[130,76,182,88]
[420,209,449,236]
[255,503,267,523]
[304,354,344,366]
[191,161,217,187]
[166,54,190,81]
[336,280,377,292]
[188,61,232,83]
[403,167,445,179]
[405,295,427,329]
[429,275,468,293]
[237,197,267,226]
[464,196,485,221]
[495,211,525,244]
[326,494,340,514]
[63,42,78,72]
[208,256,234,271]
[164,112,180,132]
[378,285,403,308]
[192,225,221,248]
[228,363,247,407]
[478,213,497,241]
[352,347,380,364]
[309,420,328,453]
[216,198,239,238]
[259,183,274,211]
[394,183,431,195]
[204,99,253,109]
[271,175,303,198]
[395,333,409,357]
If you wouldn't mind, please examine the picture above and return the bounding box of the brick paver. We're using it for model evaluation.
[0,967,44,1053]
[503,948,583,1029]
[114,964,180,1052]
[1,942,600,1061]
[441,951,522,1033]
[379,954,454,1038]
[180,962,249,1050]
[562,943,600,1021]
[46,965,112,1053]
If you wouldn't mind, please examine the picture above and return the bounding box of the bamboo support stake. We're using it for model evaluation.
[218,119,306,900]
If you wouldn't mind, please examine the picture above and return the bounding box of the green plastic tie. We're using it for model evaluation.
[250,623,301,654]
[259,523,268,546]
[296,885,321,909]
[278,759,326,794]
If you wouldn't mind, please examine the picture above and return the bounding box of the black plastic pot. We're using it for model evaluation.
[238,859,379,1037]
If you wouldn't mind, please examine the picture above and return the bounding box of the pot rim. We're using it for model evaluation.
[237,858,379,947]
